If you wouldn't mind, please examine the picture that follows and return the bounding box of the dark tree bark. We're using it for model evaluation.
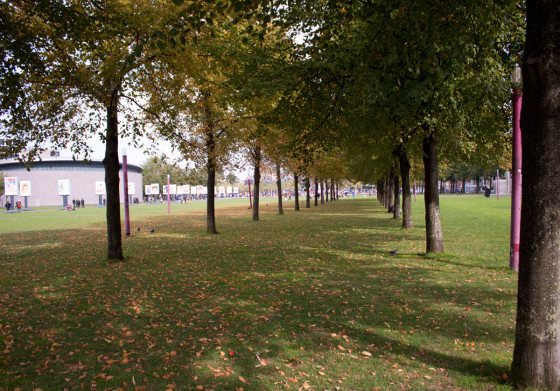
[314,177,319,206]
[461,178,466,193]
[202,92,218,234]
[398,145,413,229]
[384,176,389,208]
[320,180,325,204]
[512,1,560,388]
[294,173,300,211]
[337,181,340,200]
[325,180,329,203]
[206,133,218,234]
[276,162,283,215]
[330,179,335,201]
[305,177,311,208]
[387,169,394,213]
[423,132,444,253]
[393,165,400,219]
[103,85,123,260]
[476,177,481,194]
[252,146,261,221]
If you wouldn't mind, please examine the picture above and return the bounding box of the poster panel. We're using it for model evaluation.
[128,183,135,195]
[177,185,190,195]
[201,186,208,195]
[218,186,225,195]
[191,186,197,195]
[169,184,177,195]
[58,179,71,196]
[96,181,106,195]
[150,183,160,195]
[233,187,239,194]
[4,177,18,195]
[196,185,203,195]
[227,186,233,194]
[19,181,31,197]
[163,185,168,195]
[145,184,152,195]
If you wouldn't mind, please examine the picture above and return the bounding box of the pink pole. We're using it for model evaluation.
[496,169,500,200]
[167,174,171,215]
[122,148,130,236]
[248,178,253,209]
[510,86,522,271]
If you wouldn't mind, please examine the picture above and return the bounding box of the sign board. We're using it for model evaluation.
[19,181,31,197]
[227,186,233,194]
[150,183,159,195]
[58,179,71,196]
[190,186,197,195]
[163,184,177,195]
[200,186,208,195]
[128,183,135,195]
[96,181,106,195]
[4,177,18,195]
[233,187,239,194]
[196,185,203,195]
[218,186,225,195]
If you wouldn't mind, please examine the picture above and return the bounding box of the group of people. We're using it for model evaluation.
[72,199,85,209]
[4,200,22,211]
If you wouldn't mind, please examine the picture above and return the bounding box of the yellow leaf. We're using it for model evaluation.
[239,376,247,383]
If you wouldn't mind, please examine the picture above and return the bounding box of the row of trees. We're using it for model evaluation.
[2,0,560,387]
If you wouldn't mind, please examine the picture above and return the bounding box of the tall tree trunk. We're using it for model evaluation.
[314,177,319,206]
[276,161,283,215]
[393,166,400,219]
[476,177,481,194]
[104,86,123,260]
[294,173,300,211]
[384,176,389,208]
[325,180,329,203]
[206,134,218,234]
[398,145,413,229]
[305,177,311,208]
[423,132,444,253]
[387,170,394,213]
[330,179,335,201]
[203,92,218,234]
[462,178,466,193]
[252,146,261,221]
[320,180,325,204]
[512,2,560,388]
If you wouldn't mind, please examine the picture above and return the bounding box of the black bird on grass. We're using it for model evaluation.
[150,228,155,233]
[137,227,141,232]
[388,249,398,255]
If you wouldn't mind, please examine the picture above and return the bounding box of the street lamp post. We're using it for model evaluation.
[122,147,130,237]
[167,174,171,215]
[510,66,522,272]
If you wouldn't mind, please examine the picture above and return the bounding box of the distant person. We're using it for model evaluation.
[103,198,106,205]
[484,187,491,198]
[5,201,11,211]
[72,199,76,208]
[16,200,21,211]
[81,199,85,208]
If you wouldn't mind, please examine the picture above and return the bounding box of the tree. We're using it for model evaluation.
[511,1,560,388]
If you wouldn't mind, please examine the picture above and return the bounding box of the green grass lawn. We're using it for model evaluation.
[0,194,517,390]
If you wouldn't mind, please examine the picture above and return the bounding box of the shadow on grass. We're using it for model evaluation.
[0,198,515,390]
